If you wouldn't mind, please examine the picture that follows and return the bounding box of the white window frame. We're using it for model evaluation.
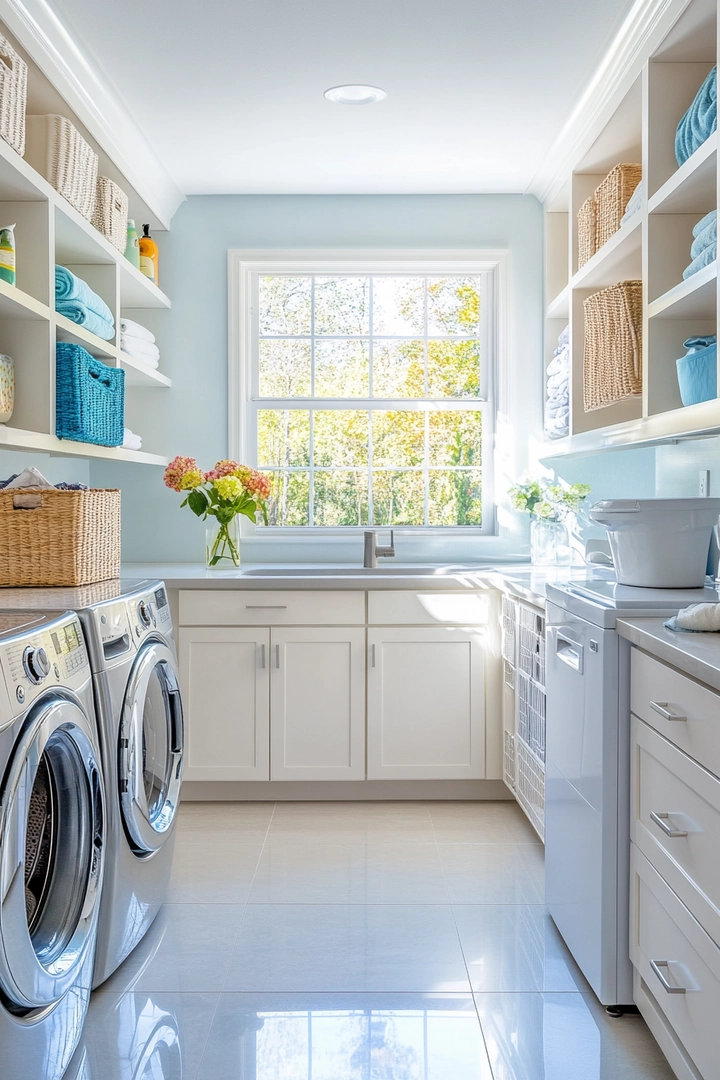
[228,249,505,539]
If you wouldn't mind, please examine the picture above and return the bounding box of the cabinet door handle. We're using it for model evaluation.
[650,811,688,838]
[275,644,280,668]
[371,643,376,668]
[650,959,687,994]
[260,644,266,668]
[245,605,288,610]
[650,701,687,722]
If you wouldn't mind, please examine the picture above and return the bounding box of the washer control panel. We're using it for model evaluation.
[127,585,172,643]
[0,613,90,712]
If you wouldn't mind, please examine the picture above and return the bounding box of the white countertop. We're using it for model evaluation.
[121,562,589,604]
[617,617,720,693]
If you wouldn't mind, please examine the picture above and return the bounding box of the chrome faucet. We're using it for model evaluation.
[364,530,395,569]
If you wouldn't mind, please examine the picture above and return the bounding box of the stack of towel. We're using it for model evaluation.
[683,209,717,279]
[545,325,569,439]
[122,428,142,451]
[120,318,160,370]
[676,66,717,166]
[55,266,115,341]
[620,180,644,225]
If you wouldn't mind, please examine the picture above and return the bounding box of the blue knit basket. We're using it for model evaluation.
[56,342,124,446]
[676,337,717,406]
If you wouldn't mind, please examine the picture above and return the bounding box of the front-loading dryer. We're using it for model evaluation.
[0,610,105,1080]
[0,581,184,988]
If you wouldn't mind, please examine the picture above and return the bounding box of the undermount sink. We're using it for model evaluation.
[242,566,488,577]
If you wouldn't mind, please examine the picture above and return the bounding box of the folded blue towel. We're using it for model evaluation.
[683,241,717,279]
[56,300,115,341]
[676,66,717,166]
[55,266,114,325]
[691,219,717,260]
[693,209,717,238]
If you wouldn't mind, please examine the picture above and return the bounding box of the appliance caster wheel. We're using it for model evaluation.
[605,1005,640,1019]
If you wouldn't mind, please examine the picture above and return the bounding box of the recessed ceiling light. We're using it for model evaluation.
[324,84,387,106]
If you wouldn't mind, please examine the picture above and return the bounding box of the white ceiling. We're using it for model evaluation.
[54,0,635,196]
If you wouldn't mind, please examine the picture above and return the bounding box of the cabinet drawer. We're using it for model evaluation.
[631,846,720,1080]
[178,590,365,626]
[633,717,720,947]
[631,648,720,777]
[368,590,489,625]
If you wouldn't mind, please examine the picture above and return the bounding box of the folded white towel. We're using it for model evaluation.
[669,602,720,632]
[122,428,143,451]
[121,349,159,371]
[119,318,155,344]
[120,335,160,363]
[5,466,55,489]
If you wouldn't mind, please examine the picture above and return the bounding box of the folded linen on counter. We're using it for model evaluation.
[683,240,717,279]
[664,602,720,633]
[56,300,115,341]
[676,65,717,166]
[122,428,142,450]
[620,180,644,224]
[55,266,114,325]
[120,335,160,364]
[119,317,155,344]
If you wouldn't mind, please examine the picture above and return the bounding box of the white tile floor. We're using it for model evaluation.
[70,801,676,1079]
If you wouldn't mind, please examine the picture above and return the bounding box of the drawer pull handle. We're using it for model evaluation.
[650,811,688,838]
[246,605,288,610]
[650,959,687,994]
[650,701,687,723]
[260,644,266,668]
[275,644,280,669]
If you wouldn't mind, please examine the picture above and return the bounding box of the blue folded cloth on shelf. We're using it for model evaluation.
[676,335,717,405]
[676,65,717,166]
[55,265,115,340]
[691,210,718,259]
[56,300,115,340]
[683,241,717,279]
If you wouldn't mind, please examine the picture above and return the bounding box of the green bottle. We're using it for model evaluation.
[124,219,140,269]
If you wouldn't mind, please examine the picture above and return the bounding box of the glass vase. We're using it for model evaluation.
[530,517,569,567]
[205,517,240,569]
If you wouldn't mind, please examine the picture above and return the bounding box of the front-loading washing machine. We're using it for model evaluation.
[0,581,184,988]
[0,610,105,1079]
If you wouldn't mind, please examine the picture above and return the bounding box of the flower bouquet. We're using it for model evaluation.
[508,478,590,566]
[164,457,270,567]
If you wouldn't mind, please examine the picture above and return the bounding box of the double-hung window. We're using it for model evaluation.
[231,253,498,532]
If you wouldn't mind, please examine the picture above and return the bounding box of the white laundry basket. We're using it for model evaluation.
[589,497,720,587]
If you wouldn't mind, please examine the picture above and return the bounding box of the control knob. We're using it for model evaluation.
[137,600,153,628]
[23,646,51,684]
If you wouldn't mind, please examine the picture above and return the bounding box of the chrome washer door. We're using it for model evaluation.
[0,697,104,1010]
[119,642,183,855]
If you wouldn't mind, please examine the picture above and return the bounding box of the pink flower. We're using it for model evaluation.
[164,456,199,492]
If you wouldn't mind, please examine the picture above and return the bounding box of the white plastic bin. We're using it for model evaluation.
[589,498,720,587]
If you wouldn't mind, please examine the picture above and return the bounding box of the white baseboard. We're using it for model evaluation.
[181,779,513,802]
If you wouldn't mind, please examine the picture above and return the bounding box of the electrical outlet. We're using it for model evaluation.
[700,469,710,497]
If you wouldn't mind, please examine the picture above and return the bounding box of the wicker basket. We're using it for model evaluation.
[583,280,643,411]
[0,488,120,586]
[595,163,642,249]
[0,35,27,157]
[56,342,124,447]
[25,115,98,220]
[577,194,597,268]
[92,176,128,252]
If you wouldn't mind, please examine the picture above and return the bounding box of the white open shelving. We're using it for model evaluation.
[0,17,172,465]
[541,0,720,457]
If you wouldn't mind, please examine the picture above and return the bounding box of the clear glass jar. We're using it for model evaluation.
[530,517,569,566]
[205,517,240,568]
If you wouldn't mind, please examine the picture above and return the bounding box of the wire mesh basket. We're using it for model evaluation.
[517,671,547,761]
[503,729,516,792]
[517,604,546,686]
[501,595,517,664]
[516,739,545,842]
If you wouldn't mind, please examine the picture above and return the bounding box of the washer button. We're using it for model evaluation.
[16,685,24,703]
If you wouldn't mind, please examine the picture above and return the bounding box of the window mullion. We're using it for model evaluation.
[368,277,374,525]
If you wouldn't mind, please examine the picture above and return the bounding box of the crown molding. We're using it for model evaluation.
[528,0,694,206]
[0,0,185,227]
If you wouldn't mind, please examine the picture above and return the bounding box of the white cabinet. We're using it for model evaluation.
[178,627,270,781]
[367,627,485,780]
[270,628,366,781]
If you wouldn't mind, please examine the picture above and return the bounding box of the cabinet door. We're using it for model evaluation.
[178,627,270,781]
[270,627,366,781]
[367,627,485,780]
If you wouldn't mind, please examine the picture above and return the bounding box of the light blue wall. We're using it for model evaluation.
[91,194,544,563]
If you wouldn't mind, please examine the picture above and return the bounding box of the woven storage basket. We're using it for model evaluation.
[56,342,124,446]
[0,488,120,586]
[92,176,128,252]
[577,194,597,268]
[25,115,98,220]
[595,163,642,249]
[583,280,643,411]
[0,35,27,156]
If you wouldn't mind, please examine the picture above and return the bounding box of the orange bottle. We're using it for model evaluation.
[139,224,159,285]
